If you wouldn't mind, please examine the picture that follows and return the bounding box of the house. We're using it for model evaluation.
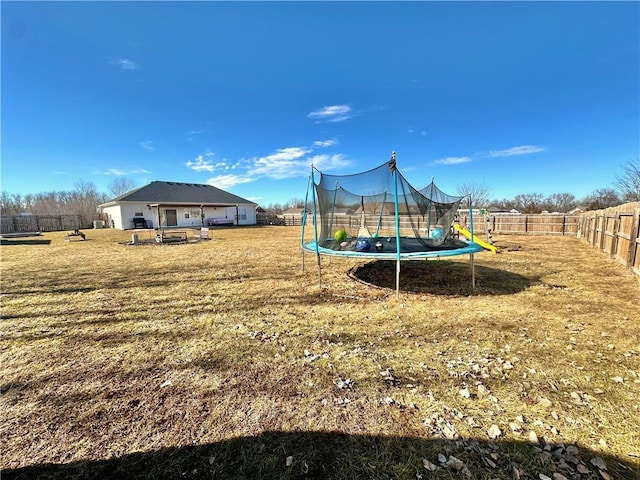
[282,207,310,226]
[99,181,257,230]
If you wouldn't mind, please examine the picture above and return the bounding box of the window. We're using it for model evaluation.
[134,210,144,217]
[184,208,201,219]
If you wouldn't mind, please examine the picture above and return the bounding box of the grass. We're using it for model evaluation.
[1,226,639,479]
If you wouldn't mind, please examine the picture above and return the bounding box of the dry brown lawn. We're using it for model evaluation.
[1,226,639,479]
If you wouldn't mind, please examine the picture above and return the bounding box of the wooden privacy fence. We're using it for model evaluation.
[576,202,640,276]
[0,215,97,234]
[283,213,581,235]
[457,213,580,236]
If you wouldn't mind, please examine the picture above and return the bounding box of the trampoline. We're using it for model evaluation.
[301,152,485,296]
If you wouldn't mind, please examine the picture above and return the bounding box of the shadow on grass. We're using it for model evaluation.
[4,431,637,480]
[350,260,535,296]
[0,238,51,245]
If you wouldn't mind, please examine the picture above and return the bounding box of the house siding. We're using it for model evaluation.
[99,181,258,230]
[101,203,257,230]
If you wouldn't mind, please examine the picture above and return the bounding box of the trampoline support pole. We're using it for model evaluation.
[301,175,312,273]
[468,192,476,291]
[310,167,322,289]
[391,151,401,299]
[470,253,476,290]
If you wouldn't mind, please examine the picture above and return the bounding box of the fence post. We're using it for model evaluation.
[627,208,640,268]
[609,214,619,258]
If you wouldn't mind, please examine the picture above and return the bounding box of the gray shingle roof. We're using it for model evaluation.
[103,181,256,206]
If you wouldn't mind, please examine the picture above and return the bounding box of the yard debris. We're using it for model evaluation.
[590,456,607,470]
[334,378,354,390]
[380,367,401,386]
[509,421,522,432]
[576,463,591,474]
[487,424,502,439]
[537,396,553,409]
[285,456,293,467]
[303,349,321,361]
[529,430,540,444]
[422,458,438,471]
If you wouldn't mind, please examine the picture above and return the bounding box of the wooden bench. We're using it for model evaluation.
[156,230,188,244]
[65,230,86,242]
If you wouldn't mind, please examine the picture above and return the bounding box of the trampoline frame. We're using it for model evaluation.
[300,152,485,297]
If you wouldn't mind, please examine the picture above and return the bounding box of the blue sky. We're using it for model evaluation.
[2,1,639,206]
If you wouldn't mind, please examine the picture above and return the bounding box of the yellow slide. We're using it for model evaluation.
[454,224,497,254]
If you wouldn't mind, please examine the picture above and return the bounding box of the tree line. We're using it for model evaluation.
[0,178,135,217]
[1,160,638,217]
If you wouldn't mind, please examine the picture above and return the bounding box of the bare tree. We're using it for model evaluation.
[614,158,640,202]
[1,192,24,215]
[108,177,137,198]
[545,193,577,213]
[580,188,622,211]
[72,180,108,217]
[456,181,492,208]
[514,193,545,213]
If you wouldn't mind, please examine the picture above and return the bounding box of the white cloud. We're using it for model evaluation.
[250,147,313,179]
[53,170,67,175]
[139,141,154,151]
[92,168,127,176]
[207,174,255,190]
[109,58,138,70]
[434,156,472,165]
[308,105,354,123]
[313,139,339,148]
[192,144,351,189]
[486,145,546,157]
[186,155,215,172]
[307,153,350,171]
[92,167,150,176]
[186,151,229,172]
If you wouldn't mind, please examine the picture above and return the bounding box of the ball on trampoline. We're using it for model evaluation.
[387,237,392,242]
[356,237,371,252]
[430,227,445,245]
[375,241,384,251]
[340,241,349,248]
[334,228,347,243]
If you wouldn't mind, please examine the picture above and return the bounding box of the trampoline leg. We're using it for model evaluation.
[395,259,400,299]
[317,255,322,289]
[470,254,476,290]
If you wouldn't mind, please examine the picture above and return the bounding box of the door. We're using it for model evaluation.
[165,209,178,226]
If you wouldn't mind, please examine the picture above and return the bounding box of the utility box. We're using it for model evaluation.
[93,220,105,229]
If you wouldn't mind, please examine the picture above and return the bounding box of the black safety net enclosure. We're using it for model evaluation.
[306,153,469,255]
